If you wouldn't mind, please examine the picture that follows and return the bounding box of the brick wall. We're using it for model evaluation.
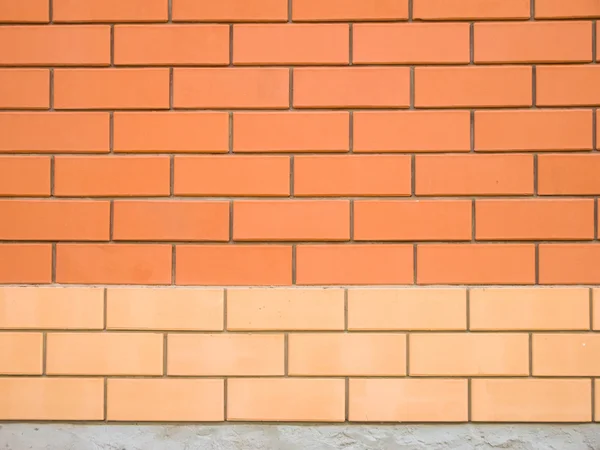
[0,0,599,423]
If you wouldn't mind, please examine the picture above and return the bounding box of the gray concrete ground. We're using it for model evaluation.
[1,424,600,450]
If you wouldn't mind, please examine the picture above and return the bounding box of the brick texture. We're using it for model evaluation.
[0,0,599,425]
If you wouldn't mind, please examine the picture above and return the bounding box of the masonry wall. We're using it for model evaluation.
[0,0,600,425]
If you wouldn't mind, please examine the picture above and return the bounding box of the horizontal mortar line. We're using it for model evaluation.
[2,329,597,334]
[4,195,600,200]
[0,374,597,379]
[1,239,599,244]
[0,283,596,288]
[2,151,600,156]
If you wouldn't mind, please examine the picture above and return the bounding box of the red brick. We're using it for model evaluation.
[538,154,600,195]
[0,157,50,197]
[54,156,170,197]
[292,0,408,21]
[233,112,349,152]
[174,156,290,196]
[474,21,592,63]
[354,111,470,152]
[56,244,172,284]
[173,68,289,109]
[476,199,595,240]
[537,66,600,106]
[476,110,593,151]
[114,25,229,65]
[54,69,169,110]
[413,0,530,20]
[296,245,414,285]
[233,24,348,65]
[539,244,600,284]
[114,112,229,153]
[173,0,287,21]
[294,68,410,108]
[415,66,532,108]
[0,0,49,22]
[113,201,230,241]
[417,244,536,285]
[0,200,109,241]
[0,26,109,65]
[355,200,472,241]
[353,23,469,64]
[0,244,52,284]
[535,0,600,18]
[176,245,292,285]
[294,155,411,196]
[233,200,350,241]
[0,113,109,153]
[416,154,534,196]
[53,0,168,22]
[0,69,49,109]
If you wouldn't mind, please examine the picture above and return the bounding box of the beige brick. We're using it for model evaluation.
[472,379,592,422]
[409,333,529,376]
[348,288,466,330]
[533,333,600,376]
[593,289,600,330]
[168,333,284,376]
[0,332,43,374]
[288,333,406,376]
[227,288,344,331]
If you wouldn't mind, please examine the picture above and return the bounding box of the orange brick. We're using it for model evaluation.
[233,24,348,65]
[539,244,600,284]
[413,0,530,20]
[54,0,168,22]
[233,112,349,152]
[0,69,49,109]
[417,244,536,285]
[355,200,472,241]
[415,66,532,108]
[174,156,290,196]
[0,113,109,153]
[0,244,52,284]
[349,379,468,422]
[0,156,50,196]
[0,200,109,241]
[168,333,284,375]
[174,68,289,109]
[534,334,600,375]
[114,112,229,153]
[0,333,43,375]
[0,287,104,330]
[56,244,172,284]
[0,26,109,65]
[227,378,345,422]
[47,332,163,375]
[107,379,224,422]
[292,0,408,21]
[226,288,345,331]
[294,67,410,108]
[233,200,350,241]
[296,245,414,285]
[107,288,223,331]
[535,0,600,18]
[475,110,593,151]
[353,23,469,64]
[173,0,287,21]
[0,0,49,22]
[176,245,292,285]
[537,66,600,106]
[472,379,592,422]
[470,288,590,331]
[294,155,411,196]
[348,288,467,331]
[114,25,229,65]
[289,333,406,376]
[54,69,169,110]
[474,21,592,63]
[354,111,470,152]
[476,199,594,240]
[113,200,230,241]
[0,378,104,420]
[416,154,534,196]
[54,156,170,197]
[410,333,529,376]
[538,154,600,195]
